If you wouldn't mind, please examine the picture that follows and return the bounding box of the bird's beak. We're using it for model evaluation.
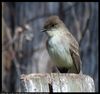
[41,28,47,32]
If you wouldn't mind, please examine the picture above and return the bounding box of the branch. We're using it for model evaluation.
[79,18,90,46]
[20,3,79,28]
[2,2,81,50]
[63,2,79,13]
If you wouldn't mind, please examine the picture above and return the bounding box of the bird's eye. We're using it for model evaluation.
[51,24,55,27]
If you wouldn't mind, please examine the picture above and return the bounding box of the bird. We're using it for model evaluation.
[42,16,82,74]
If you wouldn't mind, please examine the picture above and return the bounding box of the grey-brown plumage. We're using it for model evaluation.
[42,16,82,74]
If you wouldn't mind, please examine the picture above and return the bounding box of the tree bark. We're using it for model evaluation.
[20,73,95,92]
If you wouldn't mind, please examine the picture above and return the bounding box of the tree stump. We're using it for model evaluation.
[20,73,95,92]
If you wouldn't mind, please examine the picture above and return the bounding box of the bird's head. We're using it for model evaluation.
[42,16,65,37]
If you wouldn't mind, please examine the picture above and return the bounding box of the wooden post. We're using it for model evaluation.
[20,73,95,92]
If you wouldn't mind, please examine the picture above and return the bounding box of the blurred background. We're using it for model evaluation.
[2,2,98,92]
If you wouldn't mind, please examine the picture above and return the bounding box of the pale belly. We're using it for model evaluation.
[47,37,73,68]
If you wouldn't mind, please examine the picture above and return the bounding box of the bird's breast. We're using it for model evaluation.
[47,36,73,68]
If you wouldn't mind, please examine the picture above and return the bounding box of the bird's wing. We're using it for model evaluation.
[66,32,81,73]
[69,44,81,73]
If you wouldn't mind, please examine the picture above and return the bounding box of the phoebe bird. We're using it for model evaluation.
[42,16,82,74]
